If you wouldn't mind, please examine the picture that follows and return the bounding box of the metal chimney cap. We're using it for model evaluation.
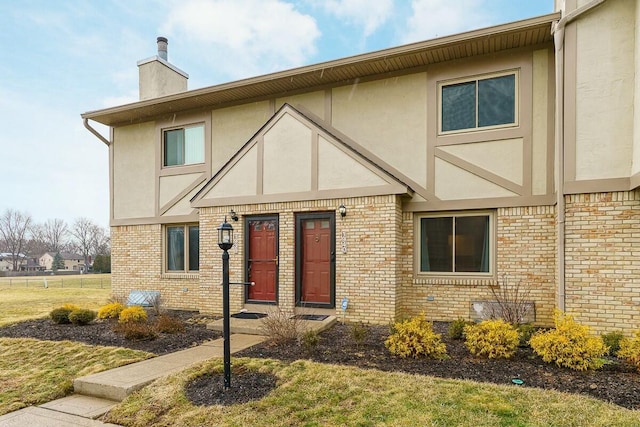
[157,37,168,61]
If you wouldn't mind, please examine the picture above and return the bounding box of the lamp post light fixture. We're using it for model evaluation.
[217,217,234,390]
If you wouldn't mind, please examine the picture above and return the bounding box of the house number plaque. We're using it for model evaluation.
[341,231,347,254]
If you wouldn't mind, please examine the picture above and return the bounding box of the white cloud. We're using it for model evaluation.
[401,0,490,43]
[161,0,320,79]
[310,0,394,37]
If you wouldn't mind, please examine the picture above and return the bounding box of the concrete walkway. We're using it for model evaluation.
[0,334,266,427]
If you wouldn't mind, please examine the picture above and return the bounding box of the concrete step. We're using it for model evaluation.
[207,314,338,335]
[0,406,120,426]
[73,334,266,401]
[39,395,119,419]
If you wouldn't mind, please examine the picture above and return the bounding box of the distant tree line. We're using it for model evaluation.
[0,209,110,272]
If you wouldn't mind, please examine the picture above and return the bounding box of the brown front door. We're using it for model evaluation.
[246,217,278,303]
[296,213,335,307]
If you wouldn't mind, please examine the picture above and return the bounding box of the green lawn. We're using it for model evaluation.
[105,357,640,427]
[0,338,152,416]
[0,276,112,326]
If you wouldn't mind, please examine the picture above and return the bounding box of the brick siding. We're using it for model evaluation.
[565,191,640,333]
[399,206,557,326]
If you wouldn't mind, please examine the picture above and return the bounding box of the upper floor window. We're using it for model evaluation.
[163,124,205,167]
[440,72,517,133]
[419,212,493,275]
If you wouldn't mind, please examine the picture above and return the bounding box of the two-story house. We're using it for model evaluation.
[82,0,640,333]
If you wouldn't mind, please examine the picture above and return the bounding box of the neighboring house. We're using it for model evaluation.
[20,258,45,272]
[0,253,26,271]
[39,252,85,271]
[82,1,640,333]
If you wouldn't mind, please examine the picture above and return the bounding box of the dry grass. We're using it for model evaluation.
[0,338,152,416]
[0,282,112,326]
[105,358,640,427]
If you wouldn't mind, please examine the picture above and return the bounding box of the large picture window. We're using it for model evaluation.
[163,124,205,167]
[166,224,199,272]
[440,72,516,133]
[419,213,492,274]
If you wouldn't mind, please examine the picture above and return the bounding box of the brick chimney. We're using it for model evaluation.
[137,37,188,100]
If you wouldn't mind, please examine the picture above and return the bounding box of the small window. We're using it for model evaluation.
[166,224,199,272]
[419,213,492,274]
[441,73,516,133]
[163,124,204,167]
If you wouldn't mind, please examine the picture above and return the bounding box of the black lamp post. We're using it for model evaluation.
[217,217,234,390]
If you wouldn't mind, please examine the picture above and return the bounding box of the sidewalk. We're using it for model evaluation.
[0,334,266,427]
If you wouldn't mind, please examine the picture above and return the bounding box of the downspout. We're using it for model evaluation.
[83,118,110,146]
[551,0,607,312]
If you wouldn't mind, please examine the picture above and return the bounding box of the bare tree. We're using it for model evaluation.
[92,226,110,256]
[0,209,32,271]
[42,218,69,253]
[70,217,96,272]
[70,217,105,272]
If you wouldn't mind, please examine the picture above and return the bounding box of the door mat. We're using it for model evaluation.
[231,312,267,319]
[292,314,329,321]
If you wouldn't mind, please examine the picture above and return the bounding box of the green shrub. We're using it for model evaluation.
[517,323,536,347]
[50,304,81,324]
[448,318,473,340]
[98,302,125,320]
[115,321,158,341]
[385,313,447,359]
[464,319,519,359]
[351,322,368,347]
[155,314,185,334]
[618,330,640,372]
[601,331,625,355]
[300,330,320,355]
[118,306,148,324]
[529,311,608,371]
[69,309,97,326]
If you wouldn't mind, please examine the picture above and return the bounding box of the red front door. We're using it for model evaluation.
[298,215,334,306]
[247,218,277,303]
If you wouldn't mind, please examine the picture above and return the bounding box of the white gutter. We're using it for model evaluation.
[83,118,110,146]
[551,0,607,311]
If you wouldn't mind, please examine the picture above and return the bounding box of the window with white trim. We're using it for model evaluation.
[163,124,205,167]
[418,213,492,274]
[440,72,517,133]
[166,224,199,272]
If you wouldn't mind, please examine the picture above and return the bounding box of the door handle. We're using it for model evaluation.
[273,256,278,266]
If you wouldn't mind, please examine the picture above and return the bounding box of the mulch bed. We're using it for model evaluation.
[0,310,221,355]
[1,313,639,409]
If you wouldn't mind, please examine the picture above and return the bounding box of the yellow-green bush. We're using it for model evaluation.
[98,302,125,320]
[50,304,81,324]
[529,311,608,371]
[464,319,519,359]
[118,306,148,324]
[385,313,447,359]
[618,330,640,372]
[69,308,97,326]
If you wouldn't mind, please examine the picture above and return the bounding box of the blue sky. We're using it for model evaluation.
[0,0,555,229]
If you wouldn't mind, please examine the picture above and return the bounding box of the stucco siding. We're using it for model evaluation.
[113,123,156,219]
[574,0,635,180]
[211,102,271,174]
[263,113,312,194]
[332,73,428,187]
[276,91,325,120]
